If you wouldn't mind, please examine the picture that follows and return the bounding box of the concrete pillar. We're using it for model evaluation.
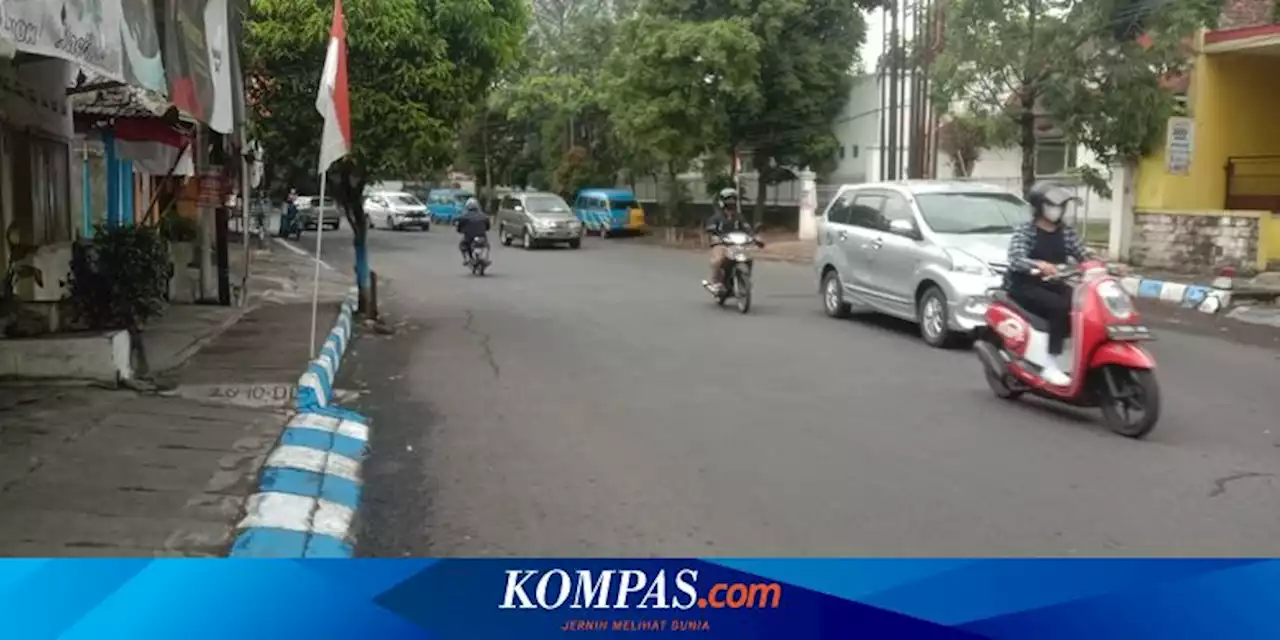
[120,160,135,225]
[104,130,119,228]
[1107,161,1137,262]
[798,169,818,240]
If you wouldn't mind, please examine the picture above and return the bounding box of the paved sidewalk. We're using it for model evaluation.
[0,387,282,556]
[0,240,354,557]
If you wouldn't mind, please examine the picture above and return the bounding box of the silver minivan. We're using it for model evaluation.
[814,180,1027,347]
[497,192,583,249]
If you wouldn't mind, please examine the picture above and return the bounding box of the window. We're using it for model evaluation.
[852,145,859,159]
[880,193,914,226]
[525,195,570,214]
[838,146,846,160]
[501,196,519,210]
[825,192,855,225]
[1035,141,1078,176]
[849,193,887,229]
[14,132,72,245]
[914,192,1027,234]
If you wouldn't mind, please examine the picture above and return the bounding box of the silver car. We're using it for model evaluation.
[497,192,583,249]
[814,180,1026,348]
[365,191,430,231]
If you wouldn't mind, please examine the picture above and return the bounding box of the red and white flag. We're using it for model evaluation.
[316,0,352,173]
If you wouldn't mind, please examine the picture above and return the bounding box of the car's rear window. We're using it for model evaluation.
[609,198,637,209]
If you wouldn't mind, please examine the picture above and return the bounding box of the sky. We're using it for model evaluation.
[861,8,885,75]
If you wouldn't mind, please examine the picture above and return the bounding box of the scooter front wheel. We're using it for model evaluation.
[1098,366,1160,439]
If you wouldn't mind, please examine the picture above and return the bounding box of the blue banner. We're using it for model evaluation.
[2,559,1278,638]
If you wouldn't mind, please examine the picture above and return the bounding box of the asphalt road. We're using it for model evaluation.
[295,225,1280,557]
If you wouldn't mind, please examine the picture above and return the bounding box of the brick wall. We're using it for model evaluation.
[1218,0,1275,29]
[1130,212,1261,272]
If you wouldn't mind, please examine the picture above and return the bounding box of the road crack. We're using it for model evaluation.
[1209,471,1275,497]
[463,310,501,379]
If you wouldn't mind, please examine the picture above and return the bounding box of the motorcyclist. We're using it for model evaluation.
[703,187,761,291]
[278,188,300,237]
[1004,181,1091,387]
[456,197,491,265]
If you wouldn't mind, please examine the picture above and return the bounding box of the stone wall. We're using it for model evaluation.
[1218,0,1275,29]
[1129,212,1261,272]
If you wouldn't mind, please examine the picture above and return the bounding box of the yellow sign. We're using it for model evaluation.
[629,208,646,228]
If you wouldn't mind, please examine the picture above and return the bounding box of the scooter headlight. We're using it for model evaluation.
[1097,280,1134,320]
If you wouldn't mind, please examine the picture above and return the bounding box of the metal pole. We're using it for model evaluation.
[308,173,328,358]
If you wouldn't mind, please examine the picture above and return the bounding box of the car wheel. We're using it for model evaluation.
[822,270,851,318]
[918,285,960,348]
[568,238,581,249]
[501,225,513,246]
[523,228,536,250]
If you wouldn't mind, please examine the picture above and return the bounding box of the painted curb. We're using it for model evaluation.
[230,286,370,558]
[1118,276,1232,315]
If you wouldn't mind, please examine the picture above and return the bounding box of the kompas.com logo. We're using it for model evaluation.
[498,568,782,610]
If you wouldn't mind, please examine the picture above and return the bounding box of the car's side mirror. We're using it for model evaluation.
[888,218,920,239]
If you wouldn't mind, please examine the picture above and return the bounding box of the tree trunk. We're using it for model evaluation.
[665,163,679,236]
[336,164,373,316]
[1018,100,1037,196]
[753,152,768,227]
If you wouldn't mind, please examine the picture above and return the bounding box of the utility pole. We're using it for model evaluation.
[886,1,900,181]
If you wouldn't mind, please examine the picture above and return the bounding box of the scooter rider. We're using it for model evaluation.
[1005,181,1091,387]
[456,197,490,265]
[703,188,759,291]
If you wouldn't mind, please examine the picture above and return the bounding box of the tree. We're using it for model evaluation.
[931,0,1219,195]
[645,0,878,224]
[246,0,526,311]
[937,112,1015,177]
[603,14,761,228]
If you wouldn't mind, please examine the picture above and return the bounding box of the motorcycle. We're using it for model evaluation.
[702,230,762,314]
[974,260,1161,438]
[465,236,491,276]
[280,212,303,240]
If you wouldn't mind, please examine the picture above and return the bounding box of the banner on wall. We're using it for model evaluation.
[1165,116,1194,176]
[0,0,126,80]
[119,0,166,94]
[161,0,232,132]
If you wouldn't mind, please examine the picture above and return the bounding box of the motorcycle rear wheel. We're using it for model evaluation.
[1098,366,1160,439]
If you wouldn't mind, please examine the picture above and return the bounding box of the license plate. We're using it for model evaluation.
[1107,324,1154,341]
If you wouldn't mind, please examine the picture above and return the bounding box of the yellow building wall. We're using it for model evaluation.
[1135,52,1280,211]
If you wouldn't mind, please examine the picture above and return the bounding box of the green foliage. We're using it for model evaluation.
[931,0,1220,193]
[246,0,527,207]
[604,14,761,222]
[938,113,1016,177]
[640,0,877,220]
[69,226,172,332]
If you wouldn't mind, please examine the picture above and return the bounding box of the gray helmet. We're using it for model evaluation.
[1026,181,1076,219]
[464,197,481,212]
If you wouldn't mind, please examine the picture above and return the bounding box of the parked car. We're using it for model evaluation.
[365,191,430,230]
[426,188,475,224]
[297,196,342,230]
[814,180,1025,348]
[573,188,646,237]
[497,191,583,249]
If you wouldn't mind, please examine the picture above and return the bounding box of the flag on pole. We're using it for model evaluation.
[316,0,352,173]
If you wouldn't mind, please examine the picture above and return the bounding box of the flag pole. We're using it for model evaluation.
[309,175,328,358]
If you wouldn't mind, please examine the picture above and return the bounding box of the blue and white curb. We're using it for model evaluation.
[230,286,371,558]
[1119,276,1232,314]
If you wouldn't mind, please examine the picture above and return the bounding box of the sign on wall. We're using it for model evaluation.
[1165,116,1194,176]
[0,0,126,81]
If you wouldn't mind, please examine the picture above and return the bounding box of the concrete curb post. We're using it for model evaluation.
[1118,276,1233,314]
[230,286,371,557]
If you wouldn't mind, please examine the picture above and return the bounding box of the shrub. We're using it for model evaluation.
[69,225,172,332]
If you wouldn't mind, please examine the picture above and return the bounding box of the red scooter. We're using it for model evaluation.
[974,260,1161,438]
